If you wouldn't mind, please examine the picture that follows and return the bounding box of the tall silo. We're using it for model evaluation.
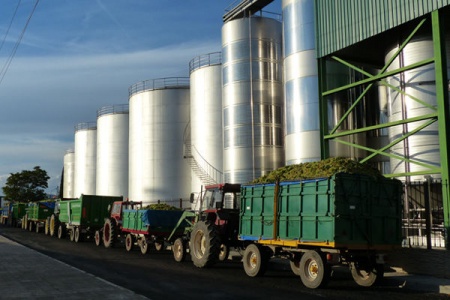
[96,104,129,197]
[74,122,97,197]
[128,78,191,206]
[222,16,284,184]
[386,36,450,180]
[63,149,75,198]
[282,0,320,164]
[189,52,223,193]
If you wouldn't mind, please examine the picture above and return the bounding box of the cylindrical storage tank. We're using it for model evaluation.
[128,78,191,206]
[222,16,284,183]
[386,36,450,180]
[63,149,75,198]
[282,0,320,164]
[96,104,129,197]
[189,52,223,193]
[74,122,97,197]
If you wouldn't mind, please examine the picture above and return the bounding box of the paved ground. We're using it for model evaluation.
[0,233,449,299]
[0,235,148,299]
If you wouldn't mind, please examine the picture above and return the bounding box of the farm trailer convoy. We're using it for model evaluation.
[48,194,123,242]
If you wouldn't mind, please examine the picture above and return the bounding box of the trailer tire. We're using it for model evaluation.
[28,221,34,232]
[57,224,66,239]
[103,218,116,248]
[243,244,269,277]
[44,217,50,235]
[154,241,164,252]
[140,239,149,255]
[22,215,27,230]
[74,227,82,243]
[350,262,384,287]
[49,214,59,237]
[173,238,187,262]
[94,230,102,246]
[219,243,230,262]
[299,250,330,289]
[290,253,302,276]
[190,221,220,268]
[125,234,134,252]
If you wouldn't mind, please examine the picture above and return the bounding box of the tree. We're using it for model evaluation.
[2,166,50,202]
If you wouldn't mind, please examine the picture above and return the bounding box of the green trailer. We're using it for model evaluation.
[23,200,56,233]
[239,173,403,289]
[50,194,122,242]
[11,203,26,227]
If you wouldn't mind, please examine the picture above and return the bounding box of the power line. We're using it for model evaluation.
[0,0,22,53]
[0,0,40,86]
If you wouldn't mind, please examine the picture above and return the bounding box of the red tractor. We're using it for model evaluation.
[95,200,142,247]
[186,183,241,268]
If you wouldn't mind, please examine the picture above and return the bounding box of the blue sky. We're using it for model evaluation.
[0,0,281,195]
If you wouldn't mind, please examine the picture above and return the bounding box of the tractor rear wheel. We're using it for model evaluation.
[190,221,220,268]
[103,218,116,248]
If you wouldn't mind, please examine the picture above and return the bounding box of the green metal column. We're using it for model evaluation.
[432,10,450,248]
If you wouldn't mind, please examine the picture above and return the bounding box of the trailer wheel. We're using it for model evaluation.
[350,262,384,287]
[190,221,220,268]
[57,224,66,239]
[103,218,116,248]
[74,227,82,243]
[299,250,330,289]
[35,222,40,233]
[22,215,27,230]
[28,221,34,232]
[290,253,302,276]
[69,228,75,242]
[172,238,186,262]
[243,244,269,277]
[94,230,102,246]
[125,234,134,252]
[154,241,164,252]
[219,243,230,262]
[49,214,59,237]
[140,239,149,255]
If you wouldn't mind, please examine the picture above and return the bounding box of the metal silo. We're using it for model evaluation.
[188,52,223,193]
[74,122,97,197]
[222,16,284,184]
[63,149,75,199]
[128,78,191,206]
[96,104,129,197]
[282,0,320,164]
[386,36,450,180]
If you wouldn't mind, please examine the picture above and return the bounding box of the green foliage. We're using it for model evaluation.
[250,157,382,184]
[2,166,50,202]
[143,203,180,210]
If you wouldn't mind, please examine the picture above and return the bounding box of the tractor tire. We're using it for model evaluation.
[172,238,187,262]
[299,250,330,289]
[190,221,220,268]
[103,218,116,248]
[125,234,134,252]
[49,214,59,237]
[94,230,102,246]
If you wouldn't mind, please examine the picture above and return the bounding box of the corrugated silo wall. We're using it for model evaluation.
[282,0,320,164]
[73,123,97,197]
[222,16,284,184]
[63,149,75,198]
[189,52,223,194]
[96,105,129,197]
[128,78,191,206]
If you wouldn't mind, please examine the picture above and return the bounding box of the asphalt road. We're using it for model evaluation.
[0,225,446,300]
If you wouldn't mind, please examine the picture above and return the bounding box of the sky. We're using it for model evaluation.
[0,0,281,196]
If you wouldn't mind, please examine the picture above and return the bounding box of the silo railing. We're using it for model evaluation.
[74,122,97,132]
[97,104,129,118]
[128,77,190,98]
[189,52,222,74]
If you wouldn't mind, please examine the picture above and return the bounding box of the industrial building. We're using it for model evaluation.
[62,0,450,249]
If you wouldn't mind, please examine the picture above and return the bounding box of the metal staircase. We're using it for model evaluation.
[183,122,223,185]
[223,0,274,22]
